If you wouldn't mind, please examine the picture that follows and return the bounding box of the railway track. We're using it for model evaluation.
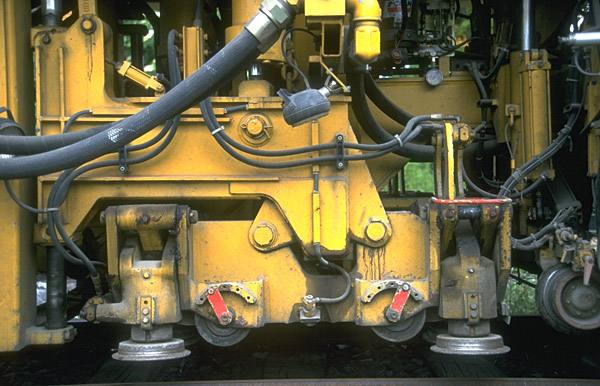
[1,317,599,385]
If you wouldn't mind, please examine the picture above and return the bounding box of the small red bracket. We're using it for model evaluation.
[207,287,233,325]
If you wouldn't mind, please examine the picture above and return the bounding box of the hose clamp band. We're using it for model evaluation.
[394,134,403,147]
[211,126,225,136]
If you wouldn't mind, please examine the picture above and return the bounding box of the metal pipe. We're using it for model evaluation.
[559,32,600,46]
[41,0,62,27]
[46,246,67,329]
[521,0,534,50]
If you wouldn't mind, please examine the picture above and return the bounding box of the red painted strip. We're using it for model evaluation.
[207,288,229,323]
[432,198,511,204]
[390,290,410,314]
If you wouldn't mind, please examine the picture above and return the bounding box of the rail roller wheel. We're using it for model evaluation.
[536,264,600,333]
[195,314,249,347]
[371,310,426,343]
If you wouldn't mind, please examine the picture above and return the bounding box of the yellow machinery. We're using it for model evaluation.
[0,0,598,359]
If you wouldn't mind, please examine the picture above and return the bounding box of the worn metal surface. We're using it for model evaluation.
[112,338,190,361]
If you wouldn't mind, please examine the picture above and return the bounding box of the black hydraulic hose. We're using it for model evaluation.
[462,162,549,199]
[281,28,316,90]
[512,238,549,251]
[167,29,182,85]
[0,28,263,179]
[193,0,204,27]
[44,26,185,277]
[126,119,173,152]
[0,122,113,155]
[202,99,421,168]
[46,246,67,329]
[511,208,574,246]
[3,180,48,214]
[52,117,180,207]
[46,116,180,277]
[363,73,413,126]
[399,0,408,35]
[349,71,434,161]
[46,207,101,276]
[219,131,398,156]
[467,63,488,100]
[62,109,92,133]
[478,47,508,82]
[461,163,497,198]
[497,61,584,198]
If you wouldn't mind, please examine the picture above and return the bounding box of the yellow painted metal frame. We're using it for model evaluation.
[0,0,36,351]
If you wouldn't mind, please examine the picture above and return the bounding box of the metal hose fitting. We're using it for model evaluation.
[245,0,296,53]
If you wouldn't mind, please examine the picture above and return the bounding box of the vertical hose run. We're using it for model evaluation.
[46,246,67,329]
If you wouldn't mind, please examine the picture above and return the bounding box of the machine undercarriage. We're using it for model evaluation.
[0,0,599,360]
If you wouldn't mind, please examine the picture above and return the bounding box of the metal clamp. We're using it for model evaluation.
[118,147,128,173]
[335,133,345,170]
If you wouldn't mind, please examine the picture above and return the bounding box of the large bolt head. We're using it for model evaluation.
[246,118,265,137]
[365,220,387,242]
[253,223,276,247]
[386,308,400,322]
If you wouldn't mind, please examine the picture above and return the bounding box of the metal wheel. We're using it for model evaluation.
[536,264,600,333]
[552,266,600,330]
[536,264,577,334]
[371,310,426,343]
[194,314,249,347]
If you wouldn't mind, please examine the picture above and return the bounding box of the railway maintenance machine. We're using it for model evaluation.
[0,0,599,360]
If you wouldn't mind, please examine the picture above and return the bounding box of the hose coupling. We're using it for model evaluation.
[245,0,296,53]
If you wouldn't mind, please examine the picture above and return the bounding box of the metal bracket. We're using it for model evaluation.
[118,147,128,173]
[504,104,521,126]
[299,295,321,324]
[335,133,345,170]
[138,296,155,329]
[465,292,481,325]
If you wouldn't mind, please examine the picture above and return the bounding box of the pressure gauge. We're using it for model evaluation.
[425,68,444,87]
